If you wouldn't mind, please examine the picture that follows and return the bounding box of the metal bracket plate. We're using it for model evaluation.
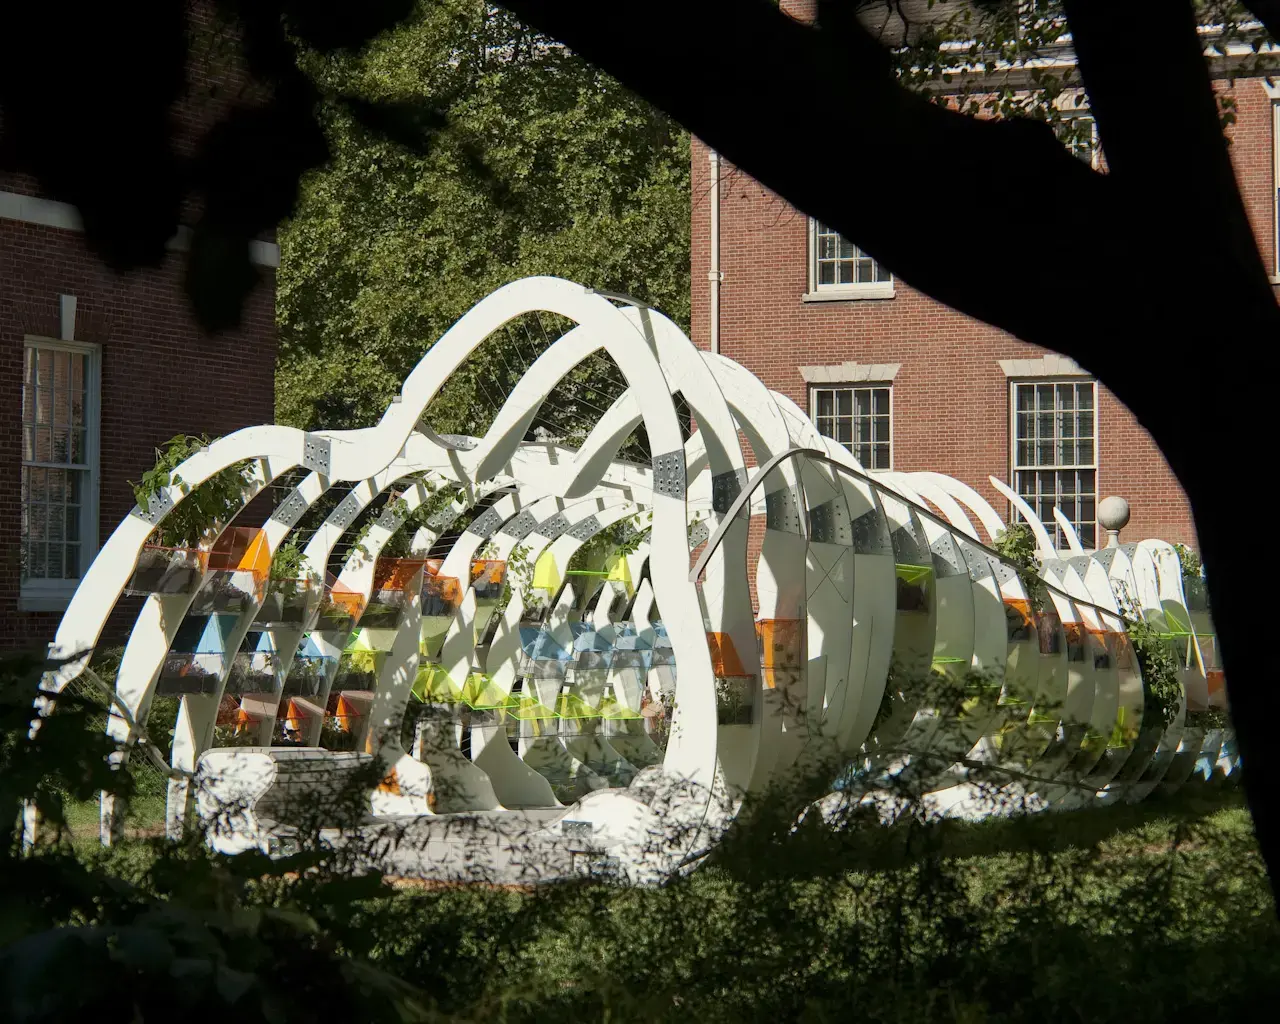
[537,512,570,542]
[501,508,540,540]
[930,534,965,577]
[765,488,802,533]
[568,515,603,542]
[959,541,992,580]
[427,504,461,529]
[329,492,363,532]
[807,499,851,545]
[376,503,407,532]
[130,489,175,527]
[711,468,747,516]
[270,487,309,529]
[652,450,686,499]
[467,505,507,538]
[301,434,331,476]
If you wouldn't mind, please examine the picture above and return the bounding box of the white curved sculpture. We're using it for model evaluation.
[35,277,1234,882]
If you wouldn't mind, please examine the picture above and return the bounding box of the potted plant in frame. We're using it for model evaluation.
[255,541,323,628]
[126,434,256,597]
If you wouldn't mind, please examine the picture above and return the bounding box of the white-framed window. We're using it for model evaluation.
[806,220,894,301]
[1011,379,1097,550]
[1058,113,1099,170]
[811,383,892,469]
[21,338,100,610]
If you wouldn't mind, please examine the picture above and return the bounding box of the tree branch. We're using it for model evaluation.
[500,0,1113,363]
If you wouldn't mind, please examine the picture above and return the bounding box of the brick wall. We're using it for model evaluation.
[0,219,276,652]
[692,75,1280,555]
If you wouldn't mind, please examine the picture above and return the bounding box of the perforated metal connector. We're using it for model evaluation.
[427,504,461,529]
[807,499,850,545]
[711,468,747,515]
[958,541,992,579]
[652,449,686,499]
[130,489,175,526]
[501,508,540,540]
[568,515,603,542]
[688,520,710,546]
[270,487,309,528]
[329,492,363,531]
[467,506,506,538]
[765,488,802,533]
[301,434,331,475]
[376,504,407,532]
[929,535,965,577]
[537,512,570,542]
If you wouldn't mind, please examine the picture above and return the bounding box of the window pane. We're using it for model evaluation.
[1016,385,1035,413]
[836,390,853,416]
[1076,437,1094,465]
[22,344,95,584]
[858,418,872,444]
[30,543,47,579]
[1015,412,1034,443]
[816,390,833,418]
[1036,384,1054,410]
[818,262,835,285]
[837,420,852,445]
[1037,412,1053,441]
[1077,383,1094,411]
[874,416,889,442]
[837,260,854,285]
[873,389,889,415]
[873,443,890,468]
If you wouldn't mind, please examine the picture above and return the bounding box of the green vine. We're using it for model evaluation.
[992,522,1047,614]
[129,434,255,548]
[1172,543,1203,586]
[567,514,647,575]
[268,540,319,599]
[1184,707,1231,731]
[353,477,459,560]
[1127,619,1182,730]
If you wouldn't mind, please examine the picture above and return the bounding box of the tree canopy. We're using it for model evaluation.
[274,2,689,430]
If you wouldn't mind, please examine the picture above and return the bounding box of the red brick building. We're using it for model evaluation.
[691,5,1280,553]
[0,17,278,651]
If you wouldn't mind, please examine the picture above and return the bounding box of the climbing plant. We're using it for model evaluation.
[1127,619,1183,730]
[992,522,1047,613]
[129,435,256,549]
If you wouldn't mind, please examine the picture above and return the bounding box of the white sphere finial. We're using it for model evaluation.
[1098,496,1130,547]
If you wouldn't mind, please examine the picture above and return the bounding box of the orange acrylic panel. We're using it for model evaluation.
[706,632,747,677]
[373,557,428,592]
[757,619,805,669]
